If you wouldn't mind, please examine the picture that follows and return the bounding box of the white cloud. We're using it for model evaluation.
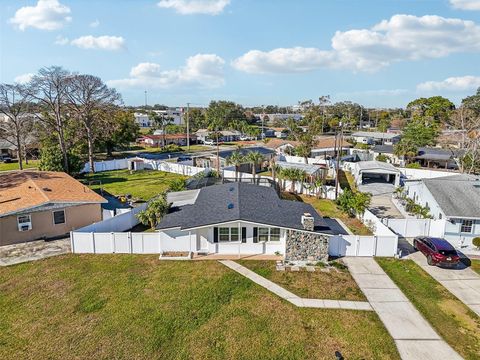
[9,0,71,31]
[54,35,69,45]
[70,35,125,51]
[233,14,480,74]
[14,73,34,84]
[108,54,225,89]
[157,0,230,15]
[450,0,480,11]
[417,75,480,92]
[89,19,100,28]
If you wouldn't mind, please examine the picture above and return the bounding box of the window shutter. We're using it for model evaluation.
[241,227,247,243]
[213,227,218,243]
[253,227,258,243]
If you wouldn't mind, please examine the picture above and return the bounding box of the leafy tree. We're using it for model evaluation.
[246,151,264,181]
[336,189,372,217]
[407,96,455,124]
[376,154,389,162]
[99,110,139,156]
[136,193,170,230]
[168,178,187,192]
[38,142,82,174]
[399,116,439,148]
[205,100,248,131]
[187,107,207,130]
[226,151,245,180]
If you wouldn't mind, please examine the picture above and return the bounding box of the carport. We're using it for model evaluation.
[353,161,400,187]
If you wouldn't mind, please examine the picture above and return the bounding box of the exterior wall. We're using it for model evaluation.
[0,203,102,246]
[444,219,480,248]
[285,229,329,262]
[404,181,445,220]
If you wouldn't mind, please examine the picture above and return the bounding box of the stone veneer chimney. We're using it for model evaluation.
[301,212,314,231]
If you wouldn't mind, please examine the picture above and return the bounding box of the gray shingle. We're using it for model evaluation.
[157,183,341,234]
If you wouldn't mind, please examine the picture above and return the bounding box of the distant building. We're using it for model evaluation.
[254,113,303,123]
[195,129,242,143]
[137,134,197,147]
[134,108,184,128]
[351,131,401,145]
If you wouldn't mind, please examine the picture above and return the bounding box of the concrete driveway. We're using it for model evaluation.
[358,182,395,196]
[409,251,480,317]
[344,257,462,360]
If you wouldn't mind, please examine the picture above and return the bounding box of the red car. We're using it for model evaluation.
[413,236,460,267]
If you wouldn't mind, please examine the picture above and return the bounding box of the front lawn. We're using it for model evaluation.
[377,258,480,360]
[301,196,373,235]
[0,255,399,360]
[239,260,366,301]
[0,160,39,172]
[82,169,187,201]
[471,259,480,275]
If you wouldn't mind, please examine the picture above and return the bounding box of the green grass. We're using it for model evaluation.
[0,255,399,360]
[82,169,187,201]
[471,260,480,275]
[239,260,366,301]
[376,258,480,360]
[0,160,39,172]
[300,195,372,235]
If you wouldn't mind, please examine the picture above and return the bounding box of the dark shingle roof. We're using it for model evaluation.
[217,146,275,160]
[157,182,339,234]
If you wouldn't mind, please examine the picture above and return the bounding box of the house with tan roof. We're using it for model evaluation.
[0,171,106,246]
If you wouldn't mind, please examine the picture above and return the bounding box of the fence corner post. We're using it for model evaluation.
[70,231,75,253]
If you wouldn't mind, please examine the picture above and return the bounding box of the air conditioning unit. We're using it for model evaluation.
[18,223,32,232]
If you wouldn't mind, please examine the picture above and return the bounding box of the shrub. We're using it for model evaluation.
[169,178,187,192]
[376,154,389,162]
[336,189,372,217]
[473,237,480,250]
[406,162,421,169]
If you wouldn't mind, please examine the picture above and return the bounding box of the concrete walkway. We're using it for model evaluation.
[219,260,372,311]
[343,257,462,360]
[0,238,70,266]
[409,251,480,317]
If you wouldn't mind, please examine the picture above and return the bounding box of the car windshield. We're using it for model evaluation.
[438,250,457,256]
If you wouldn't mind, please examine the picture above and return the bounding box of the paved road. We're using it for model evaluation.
[343,257,462,360]
[409,251,480,317]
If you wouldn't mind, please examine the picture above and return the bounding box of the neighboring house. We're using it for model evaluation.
[372,145,462,169]
[254,113,304,123]
[0,171,106,246]
[404,175,480,248]
[195,129,242,143]
[311,136,353,159]
[265,139,300,155]
[134,108,183,128]
[0,135,39,159]
[351,131,401,145]
[137,134,197,147]
[352,161,401,186]
[156,182,342,261]
[193,146,275,171]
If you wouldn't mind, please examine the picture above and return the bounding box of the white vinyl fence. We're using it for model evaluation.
[329,234,398,257]
[143,159,209,176]
[76,203,147,233]
[81,158,130,173]
[382,218,446,238]
[71,230,194,255]
[279,154,329,165]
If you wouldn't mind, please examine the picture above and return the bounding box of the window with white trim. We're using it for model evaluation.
[17,215,32,231]
[270,228,281,241]
[255,227,281,242]
[461,219,473,233]
[218,227,240,242]
[53,210,65,225]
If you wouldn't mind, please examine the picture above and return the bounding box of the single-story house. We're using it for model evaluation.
[193,146,276,171]
[352,161,401,186]
[404,174,480,248]
[265,139,300,155]
[156,182,342,261]
[311,136,353,159]
[137,134,197,147]
[195,129,242,143]
[351,131,401,145]
[372,145,462,169]
[0,171,106,246]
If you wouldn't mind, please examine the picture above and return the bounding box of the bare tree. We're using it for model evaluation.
[65,74,121,172]
[0,84,34,170]
[28,66,71,172]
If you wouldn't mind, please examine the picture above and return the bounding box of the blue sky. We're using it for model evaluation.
[1,0,480,108]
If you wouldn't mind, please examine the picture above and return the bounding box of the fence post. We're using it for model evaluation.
[92,232,96,253]
[70,231,75,253]
[356,236,360,256]
[373,236,378,256]
[111,232,115,253]
[128,232,132,254]
[404,219,408,237]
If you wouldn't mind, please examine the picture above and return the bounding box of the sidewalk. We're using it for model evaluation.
[219,260,372,311]
[409,251,480,317]
[343,257,462,360]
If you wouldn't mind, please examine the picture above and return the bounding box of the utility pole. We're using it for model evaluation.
[144,90,147,108]
[186,102,190,151]
[335,122,344,199]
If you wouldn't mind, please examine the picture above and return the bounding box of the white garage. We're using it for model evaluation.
[353,161,401,187]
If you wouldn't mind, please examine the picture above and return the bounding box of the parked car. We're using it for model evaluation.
[0,154,12,163]
[203,139,217,146]
[413,236,460,267]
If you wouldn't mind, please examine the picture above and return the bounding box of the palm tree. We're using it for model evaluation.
[136,192,170,230]
[226,151,245,181]
[150,113,173,147]
[246,151,264,183]
[394,139,417,165]
[293,169,307,194]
